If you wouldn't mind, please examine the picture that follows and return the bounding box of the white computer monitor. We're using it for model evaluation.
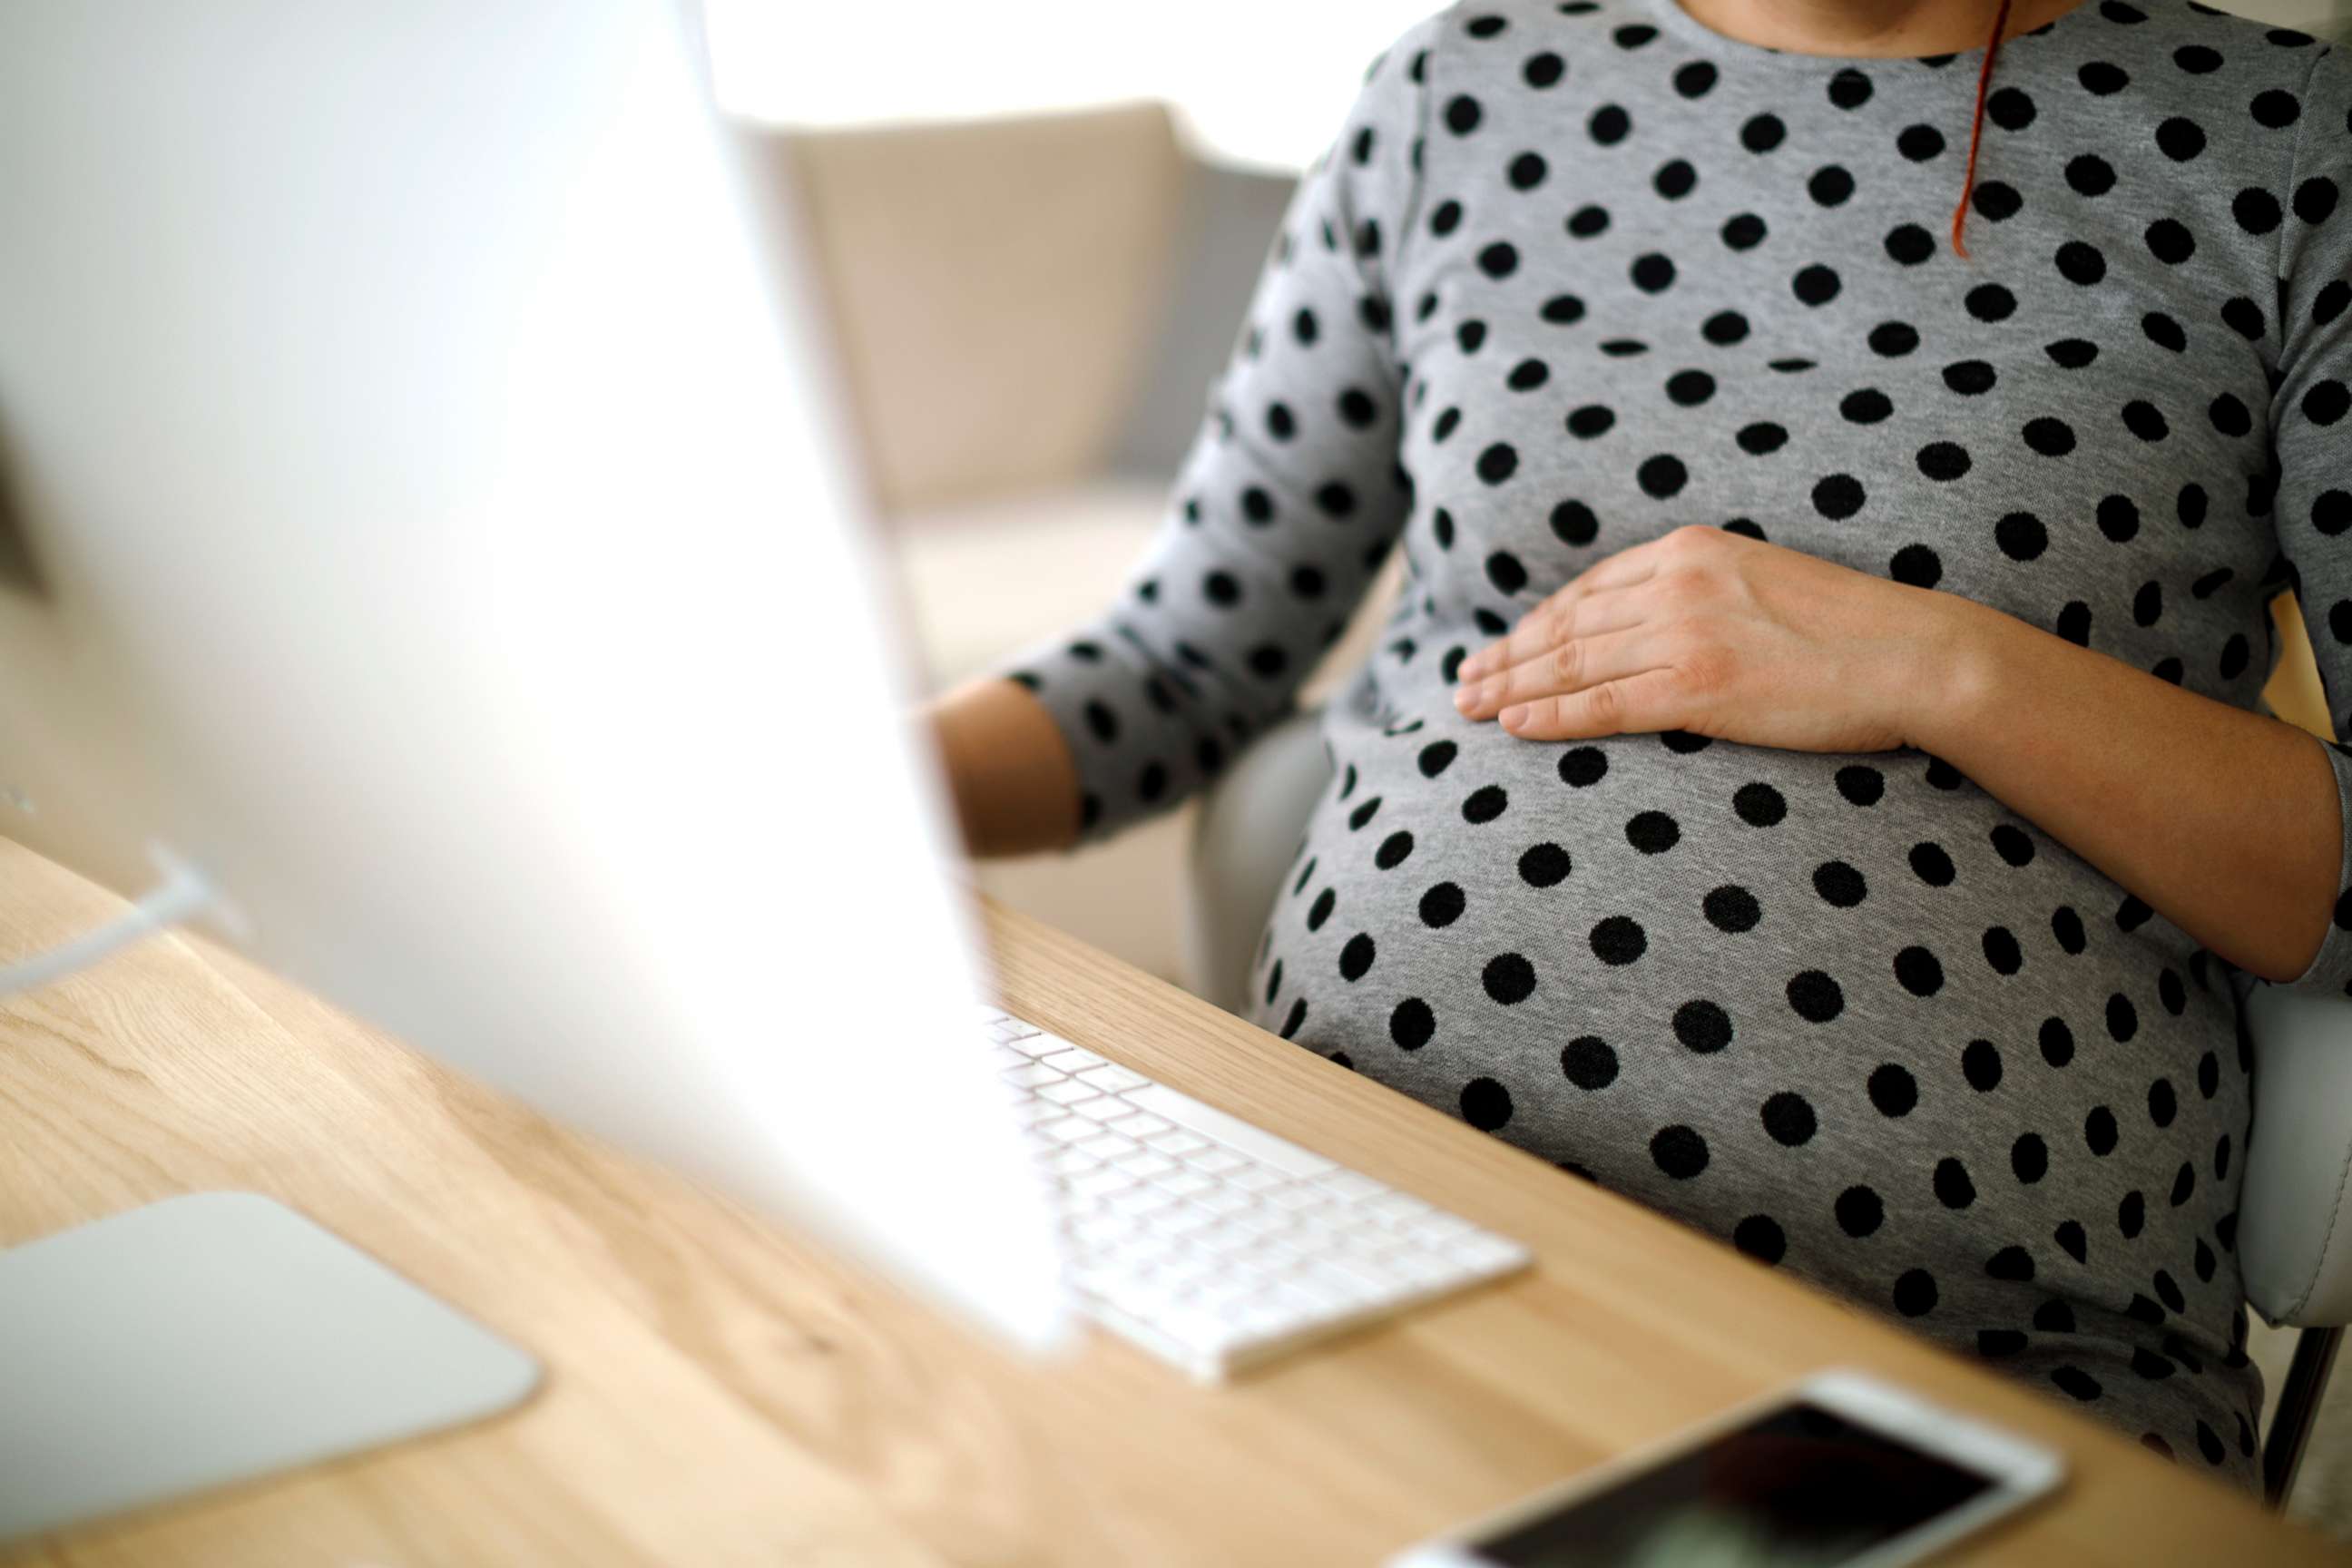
[0,0,1068,1352]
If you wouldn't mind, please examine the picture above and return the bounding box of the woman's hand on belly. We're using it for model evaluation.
[1448,524,1963,753]
[1451,522,2347,987]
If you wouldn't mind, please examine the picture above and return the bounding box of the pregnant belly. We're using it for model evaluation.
[1249,688,2244,1344]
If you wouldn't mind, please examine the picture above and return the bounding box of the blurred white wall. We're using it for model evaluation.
[711,0,2346,172]
[706,0,1438,172]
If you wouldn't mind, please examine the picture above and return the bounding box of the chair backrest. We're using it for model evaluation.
[757,104,1190,512]
[2239,983,2352,1327]
[1183,710,1335,1015]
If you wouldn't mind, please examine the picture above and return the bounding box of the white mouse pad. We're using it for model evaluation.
[0,1191,541,1544]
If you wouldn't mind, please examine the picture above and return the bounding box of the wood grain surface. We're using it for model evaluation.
[0,837,2333,1565]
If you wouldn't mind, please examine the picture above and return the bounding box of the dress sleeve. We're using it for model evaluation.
[990,13,1446,845]
[2267,47,2352,995]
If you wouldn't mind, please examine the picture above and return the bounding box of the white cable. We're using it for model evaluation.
[0,849,221,997]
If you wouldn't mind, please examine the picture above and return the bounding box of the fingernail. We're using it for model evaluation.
[1500,704,1529,730]
[1453,683,1478,713]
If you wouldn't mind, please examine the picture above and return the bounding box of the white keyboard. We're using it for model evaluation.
[979,1003,1531,1380]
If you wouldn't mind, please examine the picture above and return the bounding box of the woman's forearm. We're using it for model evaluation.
[1914,598,2341,985]
[926,675,1083,859]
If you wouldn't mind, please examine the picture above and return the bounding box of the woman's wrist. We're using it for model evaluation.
[927,676,1083,858]
[1892,592,2013,761]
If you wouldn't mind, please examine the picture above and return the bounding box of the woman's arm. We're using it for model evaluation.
[1917,602,2339,985]
[927,676,1082,858]
[926,15,1440,861]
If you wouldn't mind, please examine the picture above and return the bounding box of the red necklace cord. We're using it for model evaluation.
[1951,0,2016,259]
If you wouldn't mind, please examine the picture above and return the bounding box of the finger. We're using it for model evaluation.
[1453,623,1667,720]
[1455,547,1664,683]
[1455,587,1650,699]
[1498,667,1689,741]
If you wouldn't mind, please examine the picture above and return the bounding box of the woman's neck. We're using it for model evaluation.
[1675,0,2074,55]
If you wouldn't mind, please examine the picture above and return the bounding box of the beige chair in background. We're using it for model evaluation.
[753,104,1399,985]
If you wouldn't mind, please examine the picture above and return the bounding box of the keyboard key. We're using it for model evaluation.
[1367,1192,1436,1226]
[1107,1185,1182,1220]
[1069,1215,1124,1250]
[1154,1203,1220,1239]
[1040,1047,1106,1073]
[1231,1207,1296,1240]
[1036,1081,1101,1108]
[1316,1171,1386,1201]
[1144,1130,1212,1157]
[1000,1062,1065,1089]
[1451,1237,1533,1273]
[1120,1083,1338,1178]
[1076,1132,1140,1161]
[1077,1063,1148,1094]
[1067,1169,1133,1200]
[1106,1112,1174,1140]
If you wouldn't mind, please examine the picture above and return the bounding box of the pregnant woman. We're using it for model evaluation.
[927,0,2351,1485]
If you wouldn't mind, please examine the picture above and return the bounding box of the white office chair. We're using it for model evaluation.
[1185,708,2352,1507]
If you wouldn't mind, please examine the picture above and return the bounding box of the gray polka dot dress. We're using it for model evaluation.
[1000,0,2352,1485]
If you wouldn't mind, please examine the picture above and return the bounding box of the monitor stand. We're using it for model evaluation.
[0,1191,541,1544]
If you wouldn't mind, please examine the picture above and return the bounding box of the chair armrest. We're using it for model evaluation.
[2240,982,2352,1326]
[1181,710,1333,1016]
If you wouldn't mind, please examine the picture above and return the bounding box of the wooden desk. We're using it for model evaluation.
[0,837,2331,1565]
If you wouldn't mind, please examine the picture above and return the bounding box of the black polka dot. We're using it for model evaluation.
[2051,1366,2102,1401]
[1460,1076,1513,1131]
[1894,946,1945,996]
[2196,1422,2227,1466]
[1675,1000,1733,1054]
[1758,1088,1820,1145]
[1482,951,1535,1005]
[1563,1034,1618,1089]
[1390,998,1436,1050]
[1868,1064,1919,1116]
[1703,884,1761,932]
[1519,841,1572,887]
[1936,1157,1976,1208]
[1626,810,1681,854]
[1591,916,1647,965]
[1987,1245,2036,1281]
[1463,785,1508,824]
[1651,1124,1710,1178]
[1836,1186,1885,1237]
[1788,970,1845,1023]
[1734,1214,1787,1263]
